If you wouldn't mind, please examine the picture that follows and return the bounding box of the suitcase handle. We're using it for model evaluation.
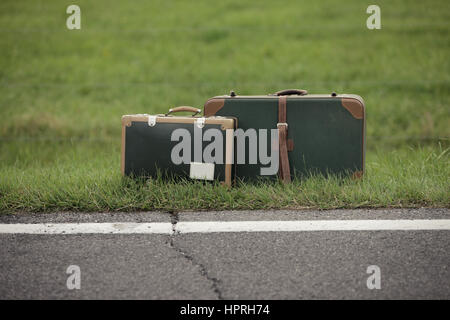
[274,89,308,96]
[165,106,201,116]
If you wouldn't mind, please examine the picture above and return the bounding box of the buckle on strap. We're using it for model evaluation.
[148,115,157,127]
[196,117,205,129]
[277,122,288,129]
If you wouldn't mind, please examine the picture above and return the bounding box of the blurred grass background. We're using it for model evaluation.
[0,0,449,212]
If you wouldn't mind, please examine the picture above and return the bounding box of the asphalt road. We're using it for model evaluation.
[0,208,449,299]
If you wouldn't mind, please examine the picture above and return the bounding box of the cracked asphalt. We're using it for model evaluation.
[0,208,449,299]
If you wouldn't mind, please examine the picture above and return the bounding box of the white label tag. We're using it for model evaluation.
[189,162,214,181]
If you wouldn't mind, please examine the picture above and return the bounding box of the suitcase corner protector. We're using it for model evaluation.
[341,97,365,119]
[204,98,225,117]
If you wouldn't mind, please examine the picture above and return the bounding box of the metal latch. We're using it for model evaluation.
[196,117,205,129]
[148,115,157,127]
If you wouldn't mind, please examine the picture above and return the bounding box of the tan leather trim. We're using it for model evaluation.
[167,106,201,116]
[341,98,365,176]
[219,118,235,130]
[121,115,234,128]
[278,96,291,183]
[122,115,133,127]
[204,98,225,117]
[207,94,364,101]
[224,128,234,187]
[121,123,126,176]
[341,98,364,119]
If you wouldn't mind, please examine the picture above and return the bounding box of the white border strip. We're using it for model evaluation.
[0,223,173,235]
[0,220,449,235]
[177,220,450,233]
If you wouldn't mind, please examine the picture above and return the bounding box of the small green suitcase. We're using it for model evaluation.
[204,89,365,182]
[122,107,236,186]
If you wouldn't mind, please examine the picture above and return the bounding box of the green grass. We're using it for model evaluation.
[0,0,449,213]
[0,143,448,212]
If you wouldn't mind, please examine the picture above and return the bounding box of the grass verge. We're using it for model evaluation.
[1,144,448,213]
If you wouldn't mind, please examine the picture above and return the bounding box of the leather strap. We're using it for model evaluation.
[278,96,291,183]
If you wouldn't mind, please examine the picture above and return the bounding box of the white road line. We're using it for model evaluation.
[177,220,450,233]
[0,223,173,235]
[0,219,449,235]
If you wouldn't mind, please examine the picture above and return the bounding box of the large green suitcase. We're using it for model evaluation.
[122,107,236,186]
[204,89,365,182]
